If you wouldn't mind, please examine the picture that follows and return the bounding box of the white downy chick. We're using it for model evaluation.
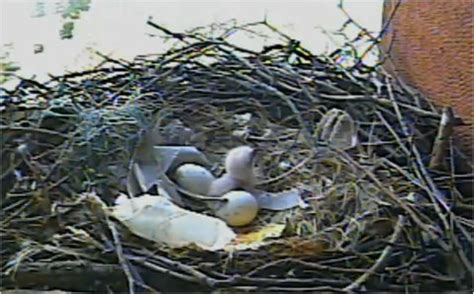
[225,145,256,185]
[209,145,257,196]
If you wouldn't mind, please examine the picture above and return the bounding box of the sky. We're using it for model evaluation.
[1,0,383,83]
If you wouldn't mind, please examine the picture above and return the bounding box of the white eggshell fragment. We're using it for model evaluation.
[112,194,236,250]
[214,191,259,227]
[173,163,216,195]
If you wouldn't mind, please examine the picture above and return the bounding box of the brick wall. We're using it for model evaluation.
[380,0,473,162]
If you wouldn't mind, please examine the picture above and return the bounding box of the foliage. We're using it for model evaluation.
[32,0,92,39]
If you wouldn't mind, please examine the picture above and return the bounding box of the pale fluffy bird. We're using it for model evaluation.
[209,145,257,196]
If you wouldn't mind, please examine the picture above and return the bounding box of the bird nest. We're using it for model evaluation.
[1,20,472,293]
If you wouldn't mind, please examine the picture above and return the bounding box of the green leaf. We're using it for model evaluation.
[60,21,75,39]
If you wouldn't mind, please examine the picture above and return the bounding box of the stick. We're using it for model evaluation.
[335,149,449,251]
[90,192,137,294]
[429,107,455,170]
[107,220,136,294]
[343,215,405,292]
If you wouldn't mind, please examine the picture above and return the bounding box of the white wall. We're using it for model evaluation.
[1,0,383,82]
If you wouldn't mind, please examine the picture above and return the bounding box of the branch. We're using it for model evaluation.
[429,107,455,170]
[343,215,405,292]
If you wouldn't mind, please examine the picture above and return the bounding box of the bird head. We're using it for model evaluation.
[224,145,256,182]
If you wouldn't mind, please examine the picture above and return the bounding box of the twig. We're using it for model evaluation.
[338,0,403,68]
[429,107,455,170]
[257,156,311,186]
[449,215,474,276]
[386,80,451,229]
[147,20,189,42]
[343,215,405,292]
[335,149,449,251]
[0,125,70,139]
[87,191,138,294]
[129,248,220,287]
[107,223,135,293]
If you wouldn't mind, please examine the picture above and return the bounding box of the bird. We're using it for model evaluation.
[209,145,257,196]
